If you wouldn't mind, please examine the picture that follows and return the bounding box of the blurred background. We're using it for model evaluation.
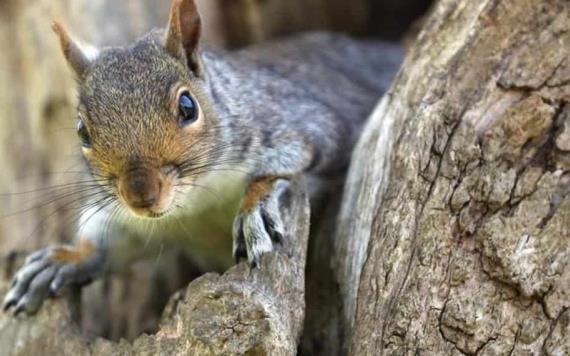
[0,0,431,342]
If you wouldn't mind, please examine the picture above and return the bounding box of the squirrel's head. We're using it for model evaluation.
[54,0,219,218]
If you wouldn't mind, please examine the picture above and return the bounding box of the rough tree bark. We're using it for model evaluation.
[0,180,309,355]
[336,0,570,354]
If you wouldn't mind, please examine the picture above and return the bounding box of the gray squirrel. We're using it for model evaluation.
[3,0,401,314]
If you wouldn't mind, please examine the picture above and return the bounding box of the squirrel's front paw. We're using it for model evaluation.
[233,178,289,267]
[3,240,104,315]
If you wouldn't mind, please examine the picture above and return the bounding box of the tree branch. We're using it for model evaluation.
[0,180,310,356]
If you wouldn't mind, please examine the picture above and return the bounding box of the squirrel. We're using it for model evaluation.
[3,0,401,314]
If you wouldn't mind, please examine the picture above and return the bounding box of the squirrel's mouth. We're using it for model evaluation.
[121,198,174,219]
[116,165,176,219]
[126,206,171,219]
[147,211,168,218]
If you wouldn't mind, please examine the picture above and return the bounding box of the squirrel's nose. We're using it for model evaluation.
[119,168,162,209]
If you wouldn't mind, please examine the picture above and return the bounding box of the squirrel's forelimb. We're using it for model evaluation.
[3,0,401,315]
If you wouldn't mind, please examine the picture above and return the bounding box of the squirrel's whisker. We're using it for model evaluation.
[0,183,107,200]
[4,0,396,317]
[0,186,111,220]
[21,193,114,249]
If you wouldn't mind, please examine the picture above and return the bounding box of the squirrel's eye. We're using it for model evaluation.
[178,91,198,128]
[76,118,92,148]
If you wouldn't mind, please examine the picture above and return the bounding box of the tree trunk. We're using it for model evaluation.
[211,0,368,48]
[336,0,570,354]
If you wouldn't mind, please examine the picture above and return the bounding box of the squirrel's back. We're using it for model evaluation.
[203,33,403,175]
[3,0,406,316]
[234,33,401,110]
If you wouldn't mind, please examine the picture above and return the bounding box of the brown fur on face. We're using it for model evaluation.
[54,1,219,218]
[77,37,219,218]
[117,163,175,218]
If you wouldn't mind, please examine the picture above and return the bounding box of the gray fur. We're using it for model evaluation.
[4,27,402,314]
[3,245,106,314]
[233,178,288,265]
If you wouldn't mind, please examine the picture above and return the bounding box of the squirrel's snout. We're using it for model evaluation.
[118,167,169,217]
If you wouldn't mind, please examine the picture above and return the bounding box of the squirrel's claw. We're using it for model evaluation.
[13,265,57,315]
[233,179,288,267]
[3,258,52,312]
[3,254,54,314]
[3,244,103,315]
[232,214,248,264]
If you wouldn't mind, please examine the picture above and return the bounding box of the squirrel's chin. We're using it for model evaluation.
[146,211,169,219]
[125,206,172,219]
[118,190,176,219]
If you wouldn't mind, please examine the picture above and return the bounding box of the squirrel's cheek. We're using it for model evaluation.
[156,177,176,209]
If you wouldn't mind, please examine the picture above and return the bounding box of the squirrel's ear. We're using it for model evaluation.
[52,21,98,79]
[165,0,203,77]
